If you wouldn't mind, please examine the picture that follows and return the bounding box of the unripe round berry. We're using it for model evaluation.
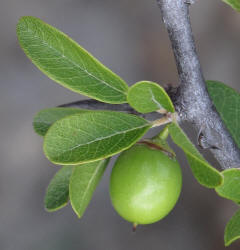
[110,144,182,225]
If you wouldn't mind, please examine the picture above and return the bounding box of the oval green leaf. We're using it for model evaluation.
[43,111,151,165]
[44,166,74,211]
[216,168,240,202]
[70,159,109,218]
[17,16,128,104]
[222,0,240,12]
[168,122,223,188]
[127,81,175,113]
[33,107,89,136]
[225,209,240,246]
[207,81,240,149]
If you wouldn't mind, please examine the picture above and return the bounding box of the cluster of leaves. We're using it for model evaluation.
[17,16,240,246]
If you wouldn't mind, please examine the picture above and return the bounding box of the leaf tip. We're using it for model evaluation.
[70,204,83,219]
[44,201,69,212]
[17,16,31,29]
[17,16,35,42]
[224,235,240,247]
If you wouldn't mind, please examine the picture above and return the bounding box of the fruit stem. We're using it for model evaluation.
[148,125,176,158]
[157,126,169,141]
[132,223,138,232]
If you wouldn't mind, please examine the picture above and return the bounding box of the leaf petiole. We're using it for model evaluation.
[151,112,177,128]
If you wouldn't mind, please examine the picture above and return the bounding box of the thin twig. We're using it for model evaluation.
[59,99,138,113]
[59,99,159,120]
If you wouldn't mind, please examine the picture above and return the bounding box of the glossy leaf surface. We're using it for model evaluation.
[127,81,175,113]
[207,81,240,149]
[33,107,89,136]
[168,122,223,188]
[70,159,109,218]
[44,166,73,211]
[44,111,151,165]
[17,16,128,103]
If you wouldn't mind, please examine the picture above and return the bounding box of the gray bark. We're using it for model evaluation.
[156,0,240,169]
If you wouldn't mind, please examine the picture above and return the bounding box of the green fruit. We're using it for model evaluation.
[110,144,182,225]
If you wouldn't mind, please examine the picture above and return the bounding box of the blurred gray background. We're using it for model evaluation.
[1,0,240,249]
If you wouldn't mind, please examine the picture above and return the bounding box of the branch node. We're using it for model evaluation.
[184,0,196,5]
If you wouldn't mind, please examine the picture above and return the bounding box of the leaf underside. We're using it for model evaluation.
[206,81,240,149]
[17,16,128,104]
[127,81,175,113]
[44,166,74,211]
[70,159,109,218]
[43,111,151,165]
[168,122,223,188]
[224,209,240,246]
[33,107,89,136]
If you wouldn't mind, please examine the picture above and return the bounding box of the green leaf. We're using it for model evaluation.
[17,16,128,104]
[216,168,240,202]
[224,209,240,246]
[206,81,240,149]
[33,107,89,136]
[44,166,73,211]
[222,0,240,12]
[69,159,109,218]
[168,122,223,188]
[127,81,175,113]
[43,111,151,165]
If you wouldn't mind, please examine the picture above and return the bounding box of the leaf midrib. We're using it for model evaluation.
[22,25,127,96]
[149,88,162,109]
[74,162,103,216]
[61,123,149,153]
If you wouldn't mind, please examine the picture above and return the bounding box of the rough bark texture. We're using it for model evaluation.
[156,0,240,169]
